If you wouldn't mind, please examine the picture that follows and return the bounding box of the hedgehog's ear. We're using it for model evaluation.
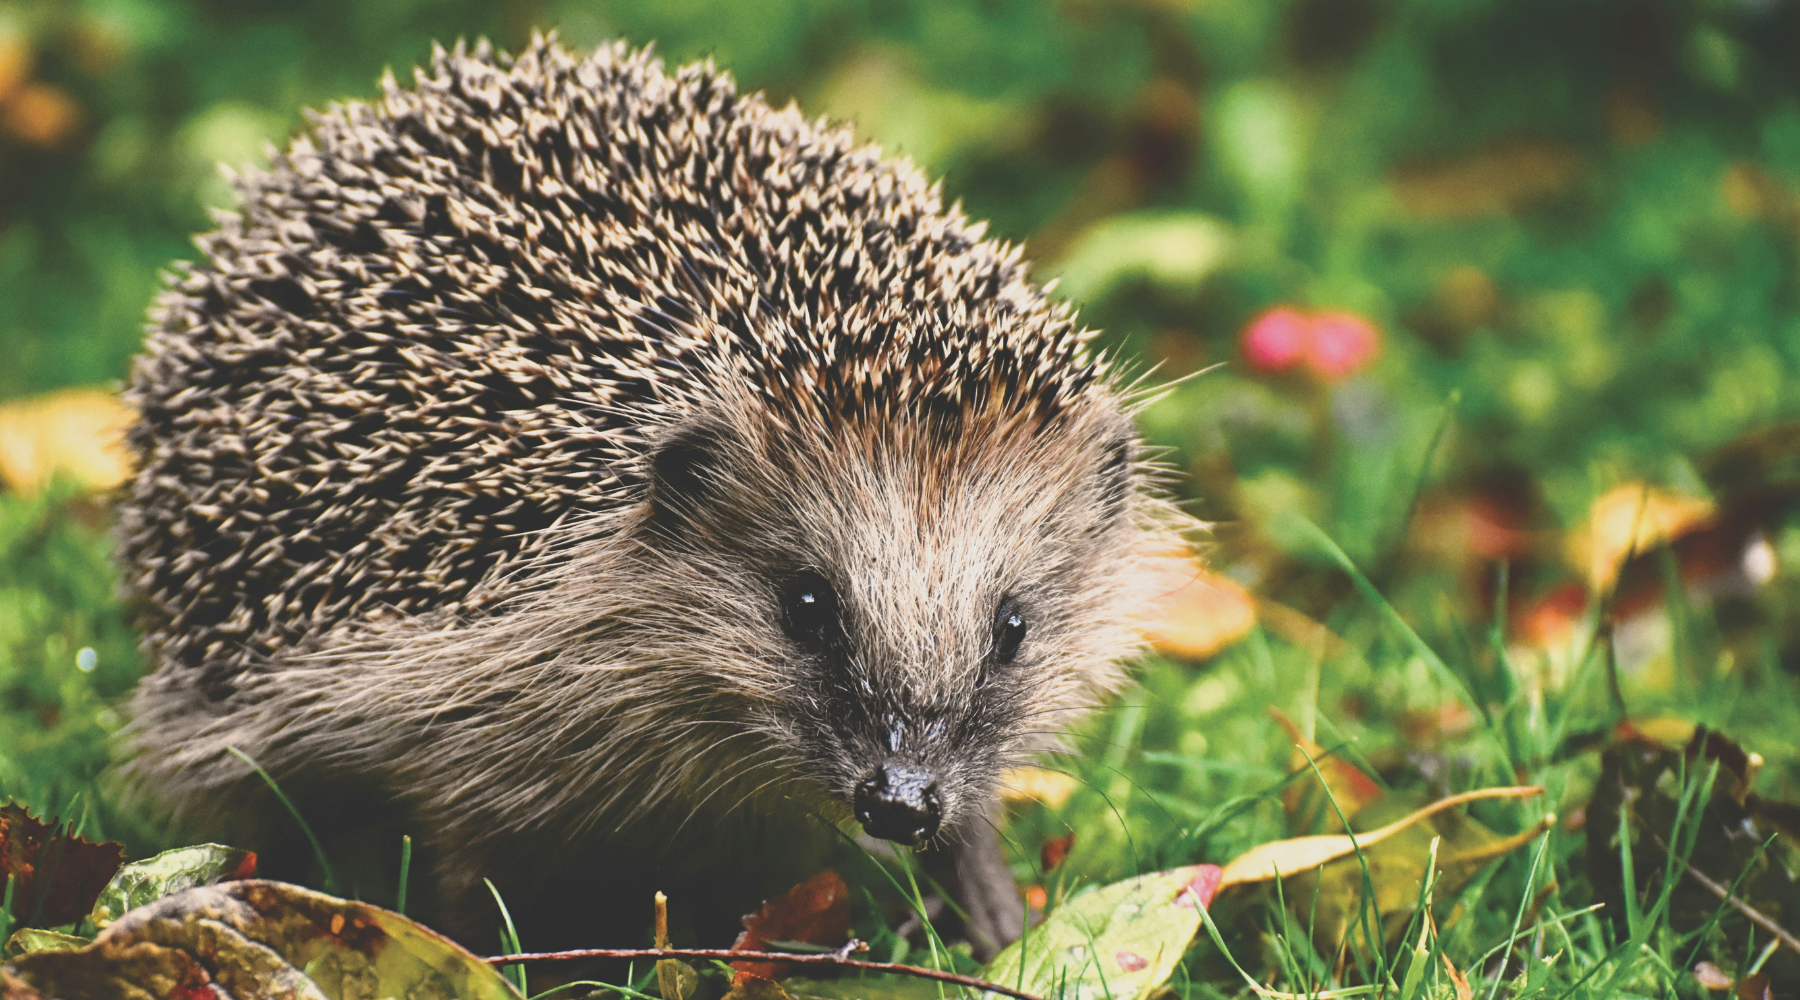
[644,419,734,534]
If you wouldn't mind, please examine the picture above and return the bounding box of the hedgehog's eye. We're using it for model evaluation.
[992,598,1027,666]
[782,571,838,648]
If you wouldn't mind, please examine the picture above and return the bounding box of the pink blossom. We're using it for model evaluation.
[1240,306,1312,372]
[1306,310,1381,379]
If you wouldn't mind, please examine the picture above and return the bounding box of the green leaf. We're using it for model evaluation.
[5,927,89,957]
[974,866,1220,1000]
[85,843,255,932]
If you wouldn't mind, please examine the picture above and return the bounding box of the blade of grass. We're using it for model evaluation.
[1,873,13,942]
[226,745,339,894]
[485,877,527,993]
[1480,823,1551,1000]
[1298,747,1388,988]
[1292,517,1513,778]
[397,834,412,916]
[1375,388,1460,579]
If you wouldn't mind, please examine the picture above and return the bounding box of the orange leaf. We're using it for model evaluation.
[1142,555,1256,660]
[1443,954,1473,1000]
[729,870,850,983]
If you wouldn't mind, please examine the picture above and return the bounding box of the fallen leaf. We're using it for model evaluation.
[1218,786,1542,885]
[1695,961,1734,990]
[1265,791,1554,954]
[1000,768,1078,809]
[4,928,88,958]
[1142,555,1257,660]
[0,388,134,496]
[731,870,851,983]
[1567,482,1715,592]
[977,865,1220,1000]
[86,844,256,933]
[1739,975,1775,1000]
[6,880,521,1000]
[1586,725,1800,972]
[0,804,126,928]
[1443,954,1473,1000]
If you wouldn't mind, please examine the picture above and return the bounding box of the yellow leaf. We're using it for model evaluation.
[0,388,133,495]
[1000,767,1079,809]
[1217,786,1543,886]
[1567,482,1713,591]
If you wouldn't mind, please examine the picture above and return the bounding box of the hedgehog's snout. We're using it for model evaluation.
[853,763,941,845]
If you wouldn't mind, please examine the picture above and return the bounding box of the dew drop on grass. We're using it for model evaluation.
[76,647,97,672]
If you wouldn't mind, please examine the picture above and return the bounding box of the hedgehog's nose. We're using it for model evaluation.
[854,764,941,845]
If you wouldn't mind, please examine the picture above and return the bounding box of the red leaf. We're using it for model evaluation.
[1040,833,1074,872]
[0,803,126,926]
[729,870,850,983]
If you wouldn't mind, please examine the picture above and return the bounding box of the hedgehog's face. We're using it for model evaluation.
[641,407,1146,845]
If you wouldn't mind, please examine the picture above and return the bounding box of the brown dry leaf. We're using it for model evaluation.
[1,82,80,149]
[1737,975,1775,1000]
[1566,482,1714,592]
[1389,139,1584,219]
[1587,724,1800,964]
[0,804,126,928]
[730,870,851,983]
[0,388,133,495]
[7,880,519,1000]
[1142,554,1256,660]
[1217,786,1542,886]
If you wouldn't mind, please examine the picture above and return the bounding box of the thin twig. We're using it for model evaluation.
[483,946,1044,1000]
[1653,837,1800,957]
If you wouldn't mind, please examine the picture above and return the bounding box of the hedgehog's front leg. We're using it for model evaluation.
[929,807,1026,960]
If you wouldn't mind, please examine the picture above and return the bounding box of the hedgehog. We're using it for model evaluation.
[117,36,1189,955]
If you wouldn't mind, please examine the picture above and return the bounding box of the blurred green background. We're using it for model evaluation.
[5,0,1800,990]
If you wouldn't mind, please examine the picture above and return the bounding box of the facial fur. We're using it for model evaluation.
[634,395,1149,841]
